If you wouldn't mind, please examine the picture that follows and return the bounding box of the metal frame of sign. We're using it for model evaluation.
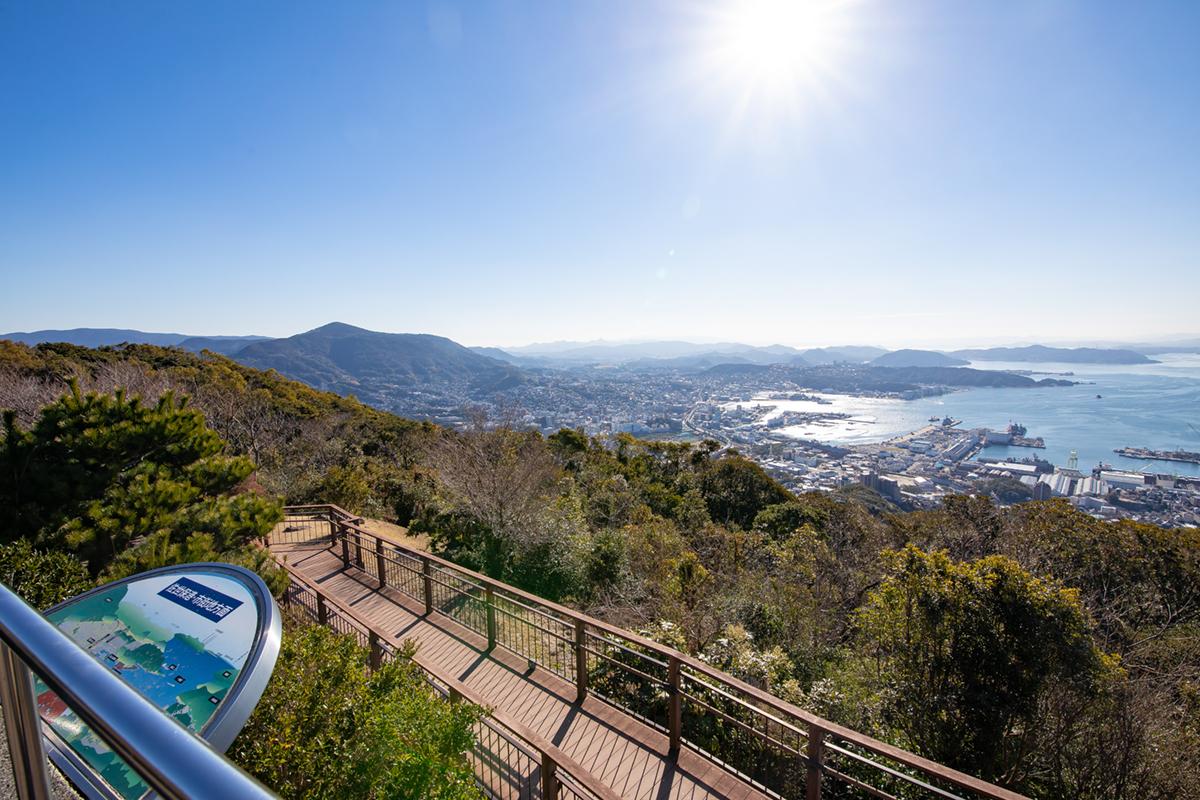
[38,563,281,800]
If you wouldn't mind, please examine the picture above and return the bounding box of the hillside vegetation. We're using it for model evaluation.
[1,341,1197,799]
[0,341,479,799]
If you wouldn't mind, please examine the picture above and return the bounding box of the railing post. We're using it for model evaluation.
[316,593,329,626]
[375,537,386,589]
[484,586,497,651]
[338,521,350,568]
[422,557,434,616]
[353,530,364,569]
[0,642,53,800]
[668,655,682,758]
[369,631,383,671]
[540,751,559,800]
[806,724,826,800]
[574,619,588,704]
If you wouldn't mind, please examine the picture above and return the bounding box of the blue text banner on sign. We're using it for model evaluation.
[157,578,244,622]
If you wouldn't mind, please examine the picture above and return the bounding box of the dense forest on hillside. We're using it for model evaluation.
[1,341,1198,799]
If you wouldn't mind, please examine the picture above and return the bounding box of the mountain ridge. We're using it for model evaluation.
[233,322,523,411]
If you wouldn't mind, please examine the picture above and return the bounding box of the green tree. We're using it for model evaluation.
[752,501,828,541]
[697,455,794,530]
[310,464,372,515]
[230,622,480,800]
[974,475,1034,504]
[856,545,1116,786]
[0,385,280,580]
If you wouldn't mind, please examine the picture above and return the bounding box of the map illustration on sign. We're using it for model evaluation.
[36,565,279,800]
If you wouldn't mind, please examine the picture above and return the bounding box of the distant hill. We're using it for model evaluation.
[468,346,522,364]
[503,340,803,365]
[177,335,272,355]
[1,328,190,347]
[234,322,523,408]
[627,353,761,371]
[1127,338,1200,355]
[799,346,887,365]
[950,345,1157,364]
[700,363,773,378]
[0,328,269,354]
[871,349,968,367]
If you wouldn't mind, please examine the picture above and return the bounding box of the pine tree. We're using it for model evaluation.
[0,383,281,580]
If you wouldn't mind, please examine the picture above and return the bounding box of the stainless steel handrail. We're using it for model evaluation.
[0,581,276,800]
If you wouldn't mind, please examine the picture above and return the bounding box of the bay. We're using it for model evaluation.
[731,354,1200,477]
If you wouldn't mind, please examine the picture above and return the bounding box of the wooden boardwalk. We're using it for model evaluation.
[270,541,768,800]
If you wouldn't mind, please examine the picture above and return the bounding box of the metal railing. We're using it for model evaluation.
[0,581,275,800]
[276,504,1031,800]
[278,564,621,800]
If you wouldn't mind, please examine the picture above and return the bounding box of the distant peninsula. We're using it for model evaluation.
[950,345,1157,364]
[870,349,968,368]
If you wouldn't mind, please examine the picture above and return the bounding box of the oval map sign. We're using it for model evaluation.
[35,563,281,799]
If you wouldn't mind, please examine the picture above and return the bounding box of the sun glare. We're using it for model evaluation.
[695,0,854,128]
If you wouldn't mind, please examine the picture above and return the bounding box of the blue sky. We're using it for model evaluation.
[2,1,1197,348]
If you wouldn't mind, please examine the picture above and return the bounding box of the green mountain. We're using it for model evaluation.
[233,322,523,410]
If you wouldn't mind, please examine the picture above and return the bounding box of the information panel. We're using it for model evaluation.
[36,563,280,800]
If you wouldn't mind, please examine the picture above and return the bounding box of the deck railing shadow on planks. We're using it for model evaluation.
[273,505,1030,800]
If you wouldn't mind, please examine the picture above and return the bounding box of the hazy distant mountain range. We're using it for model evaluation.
[496,340,811,366]
[2,325,1192,400]
[1,328,268,355]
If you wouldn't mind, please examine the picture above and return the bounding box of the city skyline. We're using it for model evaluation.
[3,1,1198,345]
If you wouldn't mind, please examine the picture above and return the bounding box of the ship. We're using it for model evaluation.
[1114,447,1200,465]
[1007,422,1027,437]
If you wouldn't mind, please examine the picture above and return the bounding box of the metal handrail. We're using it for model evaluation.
[0,581,275,800]
[280,503,1031,800]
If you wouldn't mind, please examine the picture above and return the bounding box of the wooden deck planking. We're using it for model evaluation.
[271,542,769,800]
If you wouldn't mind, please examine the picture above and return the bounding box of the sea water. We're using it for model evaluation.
[732,354,1200,477]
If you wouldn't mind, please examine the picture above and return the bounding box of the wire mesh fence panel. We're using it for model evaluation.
[380,546,425,599]
[820,737,985,800]
[283,582,320,620]
[429,566,490,637]
[581,628,671,733]
[273,512,335,546]
[678,669,807,798]
[490,594,576,680]
[340,530,378,579]
[470,718,543,800]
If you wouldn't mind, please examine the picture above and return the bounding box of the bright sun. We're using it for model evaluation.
[697,0,853,120]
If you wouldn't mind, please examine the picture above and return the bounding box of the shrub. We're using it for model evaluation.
[230,621,481,800]
[0,538,92,609]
